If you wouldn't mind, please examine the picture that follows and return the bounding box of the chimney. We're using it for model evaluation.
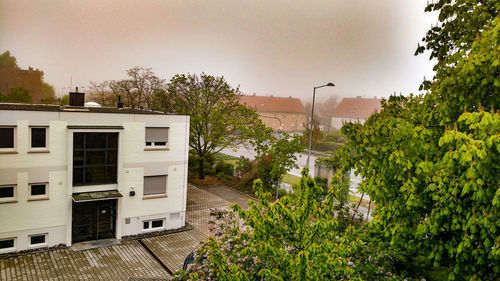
[69,87,85,106]
[117,95,123,108]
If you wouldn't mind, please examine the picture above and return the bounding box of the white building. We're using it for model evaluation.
[0,100,190,253]
[330,97,382,130]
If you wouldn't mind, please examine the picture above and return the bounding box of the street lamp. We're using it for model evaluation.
[306,82,335,169]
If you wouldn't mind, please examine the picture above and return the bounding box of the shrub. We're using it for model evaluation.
[215,159,234,177]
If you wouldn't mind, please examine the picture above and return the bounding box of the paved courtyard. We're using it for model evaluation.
[0,184,254,281]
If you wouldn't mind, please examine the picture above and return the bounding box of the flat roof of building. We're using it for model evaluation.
[0,103,183,115]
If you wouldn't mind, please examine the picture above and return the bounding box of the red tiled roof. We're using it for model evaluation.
[332,97,382,119]
[238,95,306,114]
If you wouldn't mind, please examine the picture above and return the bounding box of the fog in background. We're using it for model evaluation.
[0,0,437,100]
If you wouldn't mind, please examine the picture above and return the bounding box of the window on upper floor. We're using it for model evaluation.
[143,175,167,197]
[73,133,118,186]
[145,127,168,148]
[30,127,48,149]
[0,127,15,150]
[0,185,16,203]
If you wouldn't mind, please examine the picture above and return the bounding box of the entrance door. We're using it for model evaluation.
[72,199,116,243]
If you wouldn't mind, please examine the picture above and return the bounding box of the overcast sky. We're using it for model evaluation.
[0,0,437,101]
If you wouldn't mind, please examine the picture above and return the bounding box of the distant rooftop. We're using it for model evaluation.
[0,102,178,115]
[239,95,306,114]
[332,97,382,119]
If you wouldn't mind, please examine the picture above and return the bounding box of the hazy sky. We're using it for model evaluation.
[0,0,437,101]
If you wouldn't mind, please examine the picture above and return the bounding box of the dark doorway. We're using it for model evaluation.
[72,199,117,243]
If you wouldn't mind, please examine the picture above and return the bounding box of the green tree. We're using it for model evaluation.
[41,81,56,104]
[0,51,18,68]
[61,94,69,105]
[155,73,262,179]
[172,170,418,281]
[301,117,324,150]
[251,133,304,193]
[337,10,500,280]
[0,87,32,103]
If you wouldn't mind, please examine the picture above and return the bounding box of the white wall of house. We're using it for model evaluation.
[0,109,189,253]
[330,116,366,130]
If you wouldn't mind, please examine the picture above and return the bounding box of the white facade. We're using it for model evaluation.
[330,116,367,130]
[0,106,189,253]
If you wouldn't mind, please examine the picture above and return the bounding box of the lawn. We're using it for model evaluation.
[282,174,300,185]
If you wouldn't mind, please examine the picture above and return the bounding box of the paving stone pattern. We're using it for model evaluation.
[0,240,169,281]
[0,184,253,280]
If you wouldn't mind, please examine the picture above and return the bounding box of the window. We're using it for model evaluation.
[30,127,47,149]
[145,127,168,148]
[73,133,118,186]
[29,183,48,200]
[0,185,16,203]
[143,219,164,230]
[0,127,15,149]
[29,234,46,246]
[143,175,167,196]
[0,238,15,251]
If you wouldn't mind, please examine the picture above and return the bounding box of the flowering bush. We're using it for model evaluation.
[171,169,422,281]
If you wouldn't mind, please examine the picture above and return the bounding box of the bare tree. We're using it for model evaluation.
[126,67,165,109]
[88,81,116,106]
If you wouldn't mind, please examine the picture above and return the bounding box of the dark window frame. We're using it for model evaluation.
[0,127,15,149]
[29,183,48,198]
[73,133,118,186]
[0,185,16,201]
[29,234,47,246]
[0,238,15,250]
[30,127,48,149]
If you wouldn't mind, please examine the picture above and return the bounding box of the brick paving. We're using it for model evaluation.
[0,184,254,280]
[0,240,169,281]
[142,184,253,272]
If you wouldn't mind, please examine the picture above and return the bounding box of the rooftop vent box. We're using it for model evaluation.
[69,90,85,107]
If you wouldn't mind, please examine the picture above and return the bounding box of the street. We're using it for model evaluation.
[219,144,367,198]
[219,145,317,177]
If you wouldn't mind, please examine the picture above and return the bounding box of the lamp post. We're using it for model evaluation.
[306,82,335,169]
[260,115,283,199]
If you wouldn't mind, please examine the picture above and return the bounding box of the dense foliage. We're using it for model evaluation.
[336,4,500,279]
[172,171,420,281]
[0,87,32,103]
[237,133,303,193]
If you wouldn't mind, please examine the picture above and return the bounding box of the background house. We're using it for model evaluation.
[239,94,306,133]
[0,95,189,253]
[0,67,43,102]
[330,97,382,129]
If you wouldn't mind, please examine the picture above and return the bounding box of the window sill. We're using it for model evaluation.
[0,199,17,204]
[0,248,16,254]
[144,147,169,151]
[27,197,49,202]
[0,150,18,154]
[142,194,168,200]
[28,244,47,249]
[142,227,165,232]
[28,149,50,153]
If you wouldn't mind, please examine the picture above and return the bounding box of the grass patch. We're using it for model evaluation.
[282,174,300,185]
